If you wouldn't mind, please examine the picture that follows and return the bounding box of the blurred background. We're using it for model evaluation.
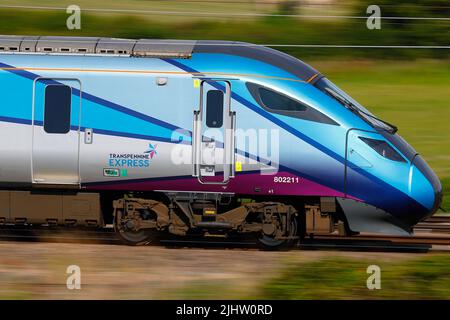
[0,0,449,299]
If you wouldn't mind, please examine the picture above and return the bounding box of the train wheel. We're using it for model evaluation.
[114,209,159,246]
[258,217,298,249]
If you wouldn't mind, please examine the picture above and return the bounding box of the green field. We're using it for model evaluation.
[170,254,450,299]
[258,255,450,299]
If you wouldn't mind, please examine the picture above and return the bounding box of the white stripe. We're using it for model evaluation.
[0,4,449,21]
[1,38,449,50]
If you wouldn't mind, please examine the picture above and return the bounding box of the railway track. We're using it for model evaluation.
[0,214,448,252]
[415,214,450,233]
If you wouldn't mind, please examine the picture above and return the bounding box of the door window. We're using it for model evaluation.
[206,90,224,128]
[44,84,72,134]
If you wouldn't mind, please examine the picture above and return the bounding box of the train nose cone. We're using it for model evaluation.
[411,155,442,219]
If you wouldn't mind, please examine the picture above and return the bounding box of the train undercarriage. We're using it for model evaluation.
[0,190,347,248]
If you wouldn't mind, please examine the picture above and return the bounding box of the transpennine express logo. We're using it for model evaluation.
[144,143,158,159]
[108,143,158,168]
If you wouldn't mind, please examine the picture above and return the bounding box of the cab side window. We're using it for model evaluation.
[246,82,338,126]
[259,87,307,112]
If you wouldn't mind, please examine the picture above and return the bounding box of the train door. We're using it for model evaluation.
[192,80,236,184]
[32,78,81,185]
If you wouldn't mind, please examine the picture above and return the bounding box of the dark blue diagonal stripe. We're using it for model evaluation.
[0,115,32,125]
[0,116,190,145]
[0,61,183,133]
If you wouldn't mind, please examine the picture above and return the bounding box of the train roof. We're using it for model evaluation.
[0,35,319,81]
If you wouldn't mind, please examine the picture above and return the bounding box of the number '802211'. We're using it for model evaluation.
[273,176,299,183]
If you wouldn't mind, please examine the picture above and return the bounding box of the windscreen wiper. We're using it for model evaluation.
[324,88,398,134]
[355,106,398,134]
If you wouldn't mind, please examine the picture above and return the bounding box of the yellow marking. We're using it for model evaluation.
[0,67,306,83]
[306,73,319,83]
[204,210,216,215]
[193,78,200,88]
[235,161,242,172]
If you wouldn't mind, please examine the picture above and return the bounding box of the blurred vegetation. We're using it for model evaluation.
[258,255,450,299]
[351,0,450,56]
[0,1,448,59]
[169,255,450,299]
[443,178,450,212]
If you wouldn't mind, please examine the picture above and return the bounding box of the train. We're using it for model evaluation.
[0,35,443,247]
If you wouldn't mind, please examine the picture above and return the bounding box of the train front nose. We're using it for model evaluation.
[410,155,443,221]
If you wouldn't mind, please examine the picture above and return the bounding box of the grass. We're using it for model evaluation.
[163,255,450,299]
[258,255,450,299]
[442,178,450,212]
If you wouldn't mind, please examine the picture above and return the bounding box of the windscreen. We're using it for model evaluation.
[314,77,396,133]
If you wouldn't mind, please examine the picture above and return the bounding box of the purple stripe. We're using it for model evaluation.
[84,171,362,200]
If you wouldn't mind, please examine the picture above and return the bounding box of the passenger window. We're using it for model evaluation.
[206,90,224,128]
[44,84,72,134]
[246,82,339,126]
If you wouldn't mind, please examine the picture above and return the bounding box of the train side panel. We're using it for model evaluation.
[0,66,33,185]
[0,53,351,198]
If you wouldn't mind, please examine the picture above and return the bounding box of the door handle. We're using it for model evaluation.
[85,128,93,144]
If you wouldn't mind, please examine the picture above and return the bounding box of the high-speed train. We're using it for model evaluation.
[0,35,443,247]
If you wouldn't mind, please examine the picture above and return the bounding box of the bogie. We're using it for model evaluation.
[112,193,305,248]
